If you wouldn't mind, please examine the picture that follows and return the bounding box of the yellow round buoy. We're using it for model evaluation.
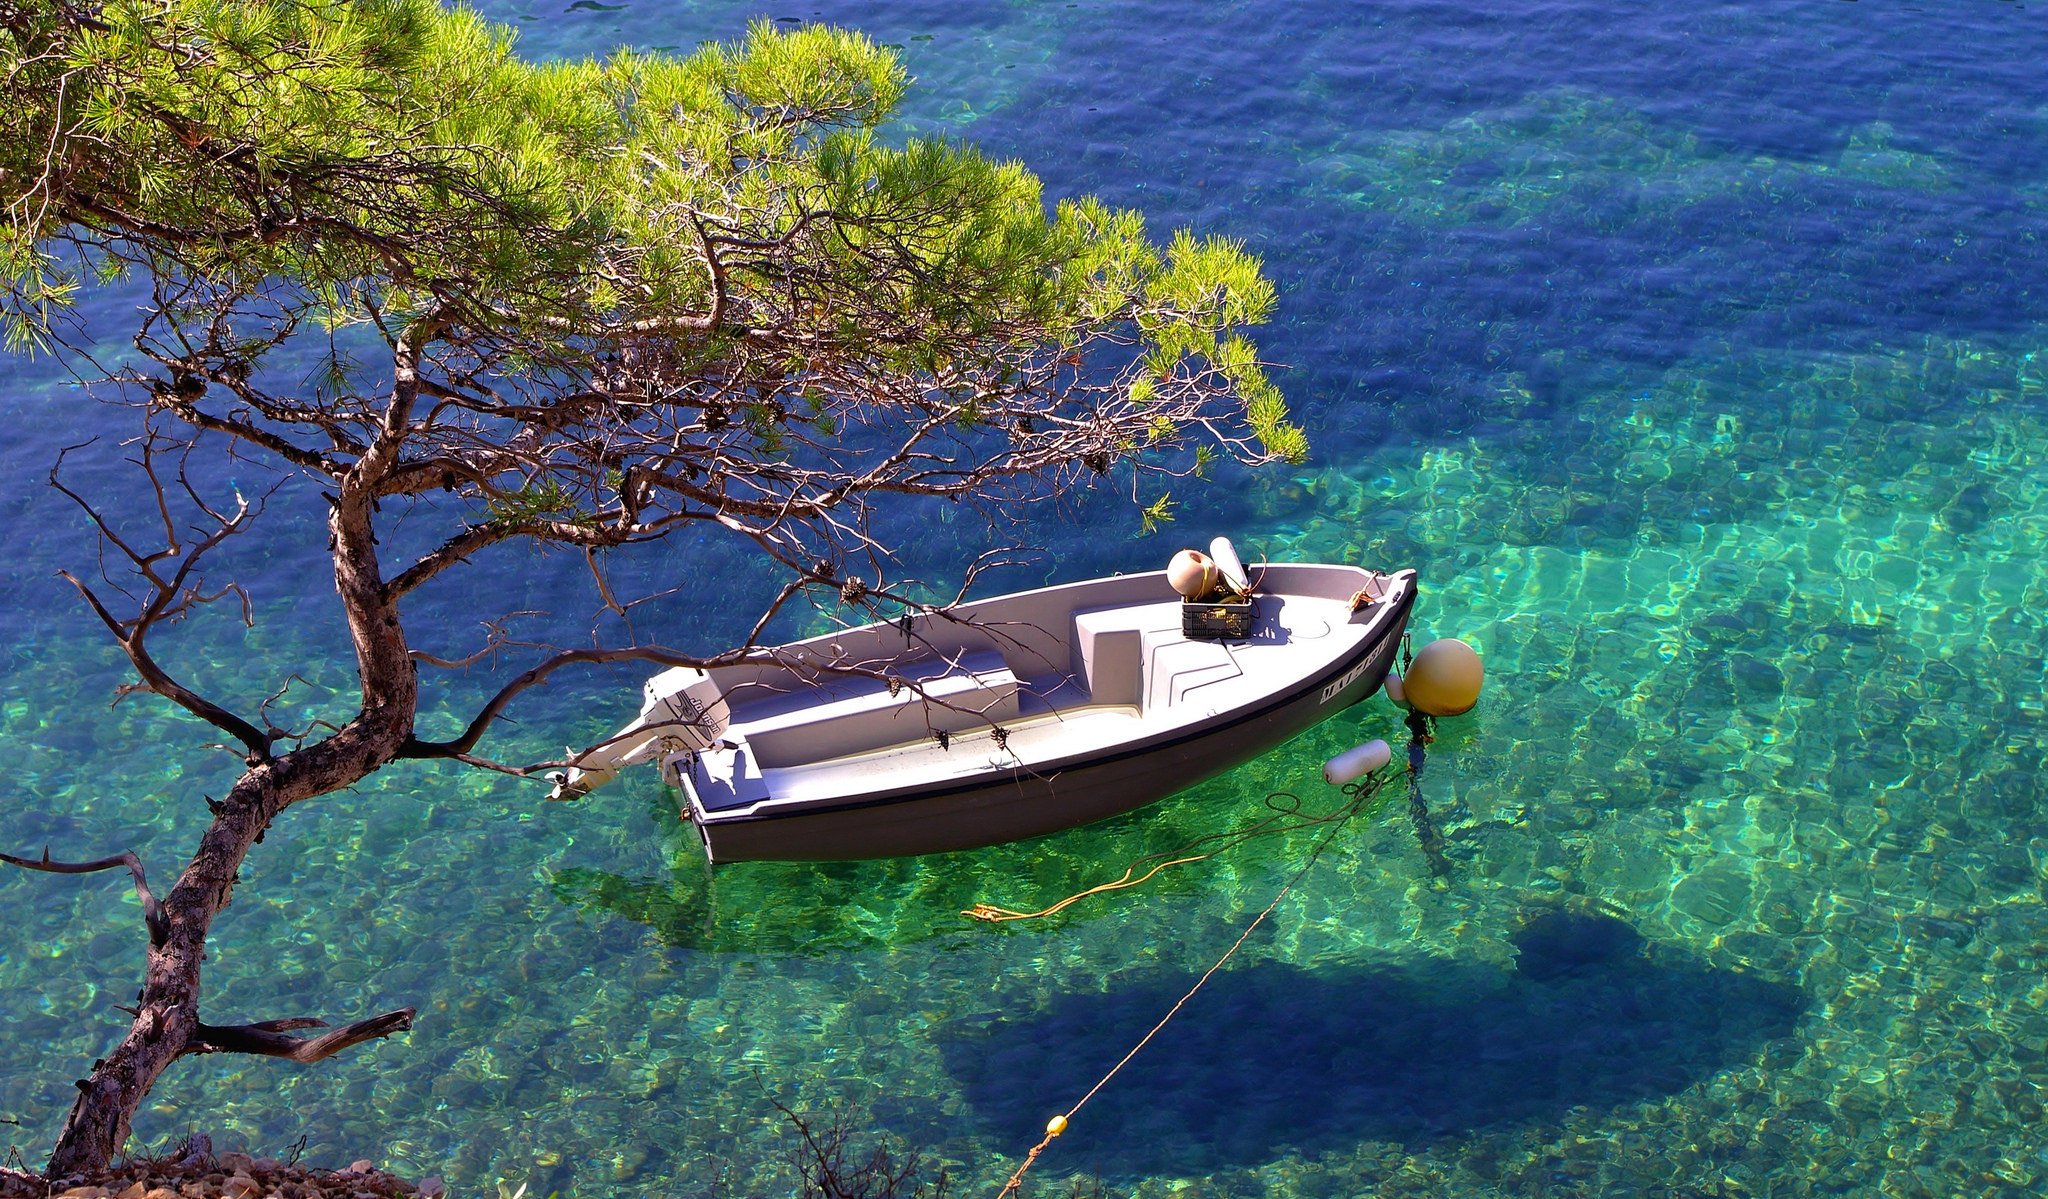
[1404,638,1484,716]
[1166,549,1219,598]
[1046,1114,1069,1137]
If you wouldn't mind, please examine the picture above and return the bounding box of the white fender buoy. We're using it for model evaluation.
[1384,670,1407,706]
[1324,738,1392,785]
[1209,536,1250,595]
[1167,549,1219,598]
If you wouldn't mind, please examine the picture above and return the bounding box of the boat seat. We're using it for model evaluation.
[1072,601,1178,708]
[1074,601,1248,712]
[740,650,1020,766]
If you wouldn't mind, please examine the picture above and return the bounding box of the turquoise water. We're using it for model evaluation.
[5,1,2048,1195]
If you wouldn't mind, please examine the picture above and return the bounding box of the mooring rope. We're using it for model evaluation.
[963,778,1388,924]
[1403,706,1452,881]
[990,766,1396,1198]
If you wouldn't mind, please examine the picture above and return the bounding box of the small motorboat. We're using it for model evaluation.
[553,559,1416,863]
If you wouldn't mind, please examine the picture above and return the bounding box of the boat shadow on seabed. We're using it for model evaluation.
[934,907,1808,1178]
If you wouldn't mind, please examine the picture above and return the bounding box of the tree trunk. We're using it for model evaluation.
[46,486,416,1178]
[43,736,379,1176]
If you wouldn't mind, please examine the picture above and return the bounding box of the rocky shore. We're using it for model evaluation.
[0,1141,436,1199]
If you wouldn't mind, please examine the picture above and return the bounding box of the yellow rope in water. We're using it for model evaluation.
[962,852,1216,923]
[964,778,1389,923]
[991,771,1389,1198]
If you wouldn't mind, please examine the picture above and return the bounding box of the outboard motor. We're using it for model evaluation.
[547,667,726,798]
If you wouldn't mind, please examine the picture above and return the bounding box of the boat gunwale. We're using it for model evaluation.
[738,560,1379,658]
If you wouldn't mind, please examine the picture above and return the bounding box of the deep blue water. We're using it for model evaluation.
[5,1,2048,1196]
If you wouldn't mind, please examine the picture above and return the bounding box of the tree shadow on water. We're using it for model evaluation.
[935,909,1807,1177]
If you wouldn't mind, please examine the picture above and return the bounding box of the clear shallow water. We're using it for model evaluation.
[4,1,2048,1196]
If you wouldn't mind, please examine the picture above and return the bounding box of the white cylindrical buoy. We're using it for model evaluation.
[1405,638,1484,717]
[1209,536,1250,595]
[1324,738,1392,785]
[1384,670,1407,706]
[1167,549,1219,598]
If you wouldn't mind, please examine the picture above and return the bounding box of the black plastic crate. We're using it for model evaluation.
[1183,597,1253,640]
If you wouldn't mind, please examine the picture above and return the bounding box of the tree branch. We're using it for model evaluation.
[190,1008,416,1063]
[46,436,278,758]
[0,849,168,948]
[383,514,661,601]
[401,644,718,759]
[56,569,272,757]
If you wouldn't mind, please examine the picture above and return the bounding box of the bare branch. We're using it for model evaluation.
[0,849,168,948]
[400,644,720,760]
[41,428,287,756]
[190,1008,416,1064]
[406,611,546,670]
[384,514,644,600]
